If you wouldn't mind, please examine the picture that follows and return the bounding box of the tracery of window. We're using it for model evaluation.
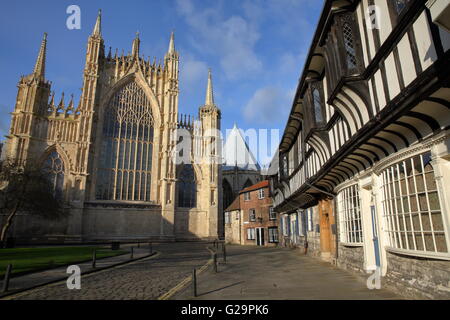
[42,151,65,200]
[342,21,357,70]
[177,164,197,208]
[96,81,154,201]
[381,152,448,255]
[313,88,324,123]
[338,184,362,244]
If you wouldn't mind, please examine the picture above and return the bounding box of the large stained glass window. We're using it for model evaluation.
[96,82,154,201]
[42,151,65,200]
[177,164,197,208]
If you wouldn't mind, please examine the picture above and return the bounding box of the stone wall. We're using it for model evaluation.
[81,206,164,241]
[337,245,365,273]
[384,252,450,299]
[225,209,241,244]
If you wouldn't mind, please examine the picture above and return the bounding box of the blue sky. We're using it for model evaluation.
[0,0,323,165]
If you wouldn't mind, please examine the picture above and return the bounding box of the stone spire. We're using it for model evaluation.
[168,31,175,54]
[132,31,140,58]
[33,32,47,79]
[92,9,102,36]
[205,68,214,106]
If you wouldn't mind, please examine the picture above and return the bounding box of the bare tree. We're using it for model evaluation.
[0,159,67,247]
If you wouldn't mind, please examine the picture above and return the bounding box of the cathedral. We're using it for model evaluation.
[1,11,223,242]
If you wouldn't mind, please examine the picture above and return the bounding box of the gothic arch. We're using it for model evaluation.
[243,178,253,189]
[99,72,162,126]
[39,144,72,173]
[176,163,197,208]
[40,147,67,200]
[95,81,155,201]
[223,178,234,210]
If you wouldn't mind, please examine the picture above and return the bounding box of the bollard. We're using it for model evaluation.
[192,269,197,297]
[213,253,218,273]
[131,247,134,259]
[223,243,227,263]
[138,242,140,248]
[2,264,12,293]
[92,249,97,268]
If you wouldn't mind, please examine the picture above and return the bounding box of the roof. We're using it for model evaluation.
[225,196,240,212]
[240,180,269,194]
[222,124,261,171]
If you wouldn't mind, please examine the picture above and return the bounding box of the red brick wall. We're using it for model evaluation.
[239,186,279,246]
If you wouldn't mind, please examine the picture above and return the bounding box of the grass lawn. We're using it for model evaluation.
[0,246,127,277]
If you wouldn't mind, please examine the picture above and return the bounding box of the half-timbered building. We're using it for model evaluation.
[271,0,450,299]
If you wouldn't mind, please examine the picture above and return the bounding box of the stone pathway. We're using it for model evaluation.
[174,245,401,300]
[2,242,210,300]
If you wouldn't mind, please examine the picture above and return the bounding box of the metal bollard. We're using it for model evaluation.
[92,249,97,268]
[130,247,134,259]
[2,264,12,293]
[213,253,218,273]
[192,269,197,297]
[222,243,227,263]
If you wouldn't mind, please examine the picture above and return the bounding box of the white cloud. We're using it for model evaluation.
[175,0,262,80]
[279,51,307,75]
[243,87,294,125]
[179,53,209,96]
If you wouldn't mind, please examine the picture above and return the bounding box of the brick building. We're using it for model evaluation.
[225,181,279,246]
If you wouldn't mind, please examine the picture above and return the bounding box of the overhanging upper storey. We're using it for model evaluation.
[273,0,450,211]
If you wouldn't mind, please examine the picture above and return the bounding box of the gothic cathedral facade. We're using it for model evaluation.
[1,11,222,242]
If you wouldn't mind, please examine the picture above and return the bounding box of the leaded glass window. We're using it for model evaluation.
[392,0,409,15]
[381,152,448,254]
[177,164,197,208]
[313,88,323,123]
[42,151,65,200]
[96,81,154,201]
[343,22,357,70]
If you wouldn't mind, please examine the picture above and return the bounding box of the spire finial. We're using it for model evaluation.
[92,9,102,36]
[33,32,47,79]
[132,31,140,58]
[168,31,175,54]
[205,68,214,106]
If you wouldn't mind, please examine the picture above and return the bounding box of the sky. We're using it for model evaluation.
[0,0,323,167]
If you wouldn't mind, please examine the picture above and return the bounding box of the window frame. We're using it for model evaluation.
[268,227,279,243]
[244,192,250,201]
[310,81,326,126]
[338,184,363,245]
[336,12,364,76]
[247,228,255,240]
[380,152,450,259]
[258,188,265,199]
[269,206,276,220]
[249,209,256,222]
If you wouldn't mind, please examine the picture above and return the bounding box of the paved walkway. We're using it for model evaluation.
[2,242,211,300]
[174,245,401,300]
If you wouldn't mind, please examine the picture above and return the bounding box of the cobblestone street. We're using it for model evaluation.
[3,243,402,300]
[6,243,211,300]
